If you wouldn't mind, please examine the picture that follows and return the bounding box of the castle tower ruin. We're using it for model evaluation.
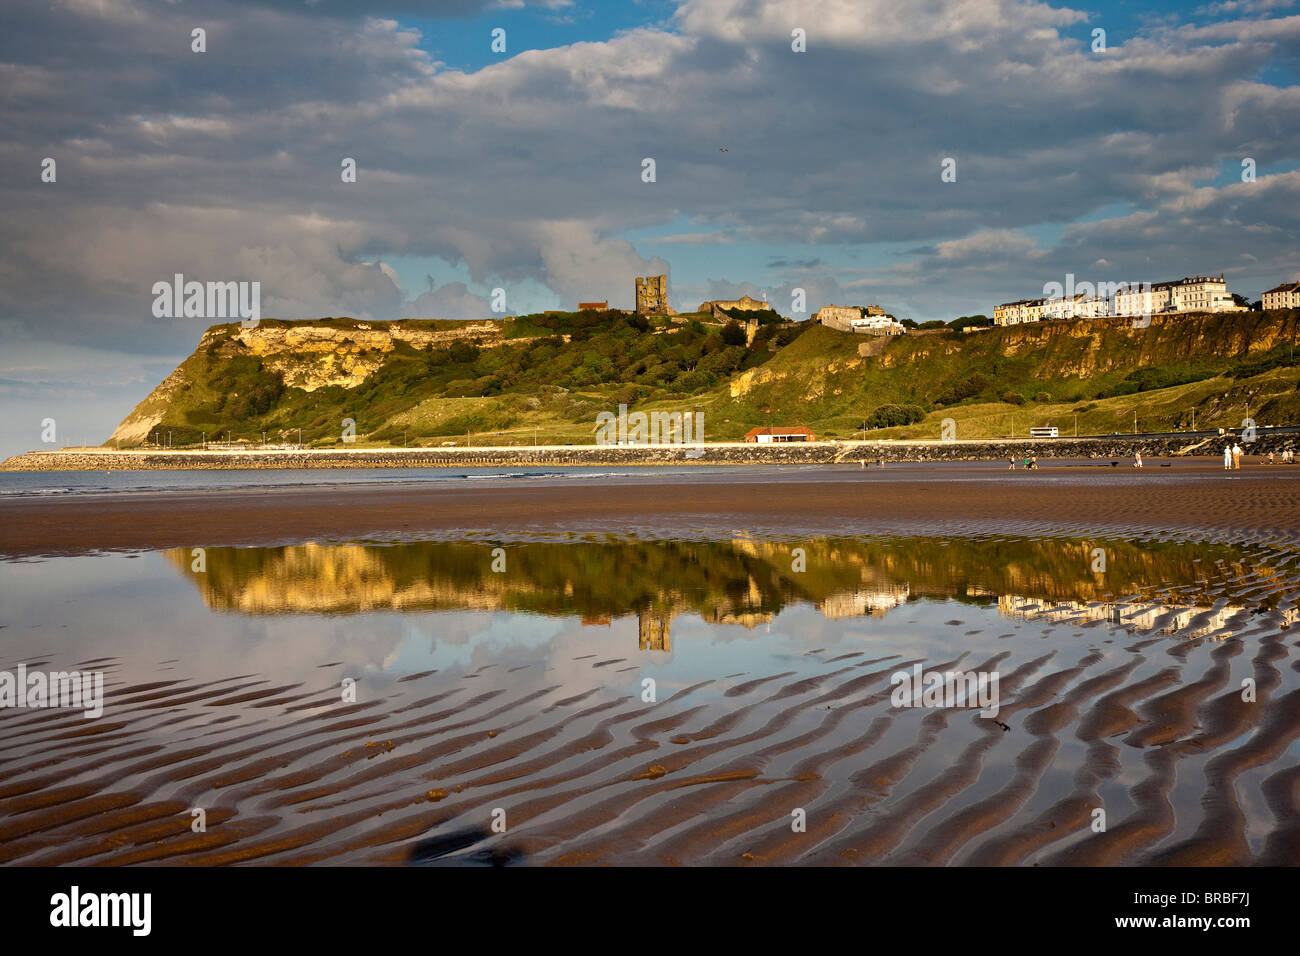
[635,275,668,315]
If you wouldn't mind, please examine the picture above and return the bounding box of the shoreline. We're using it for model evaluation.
[3,431,1296,471]
[3,466,1298,557]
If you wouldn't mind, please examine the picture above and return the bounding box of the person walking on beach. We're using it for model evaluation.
[1008,457,1016,470]
[1232,443,1243,469]
[1224,445,1232,470]
[1269,451,1275,465]
[1134,450,1143,468]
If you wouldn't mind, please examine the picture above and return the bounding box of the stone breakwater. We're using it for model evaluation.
[2,434,1293,471]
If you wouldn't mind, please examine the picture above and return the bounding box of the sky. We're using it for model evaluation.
[1,0,1299,456]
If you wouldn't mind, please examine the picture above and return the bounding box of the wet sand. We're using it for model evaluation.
[2,465,1299,867]
[3,462,1300,557]
[1,573,1297,867]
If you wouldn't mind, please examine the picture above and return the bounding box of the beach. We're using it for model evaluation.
[1,463,1298,866]
[1,460,1298,557]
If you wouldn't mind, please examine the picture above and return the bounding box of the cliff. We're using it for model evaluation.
[108,318,506,446]
[49,308,1300,453]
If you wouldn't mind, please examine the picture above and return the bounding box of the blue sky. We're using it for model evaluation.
[404,1,682,72]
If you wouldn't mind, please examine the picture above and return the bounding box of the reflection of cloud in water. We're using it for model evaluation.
[0,553,408,687]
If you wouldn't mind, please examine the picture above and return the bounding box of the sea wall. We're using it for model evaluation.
[3,434,1294,471]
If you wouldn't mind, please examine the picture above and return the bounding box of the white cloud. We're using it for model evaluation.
[405,281,495,318]
[932,230,1045,262]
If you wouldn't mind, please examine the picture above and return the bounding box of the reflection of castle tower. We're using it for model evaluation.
[638,608,673,651]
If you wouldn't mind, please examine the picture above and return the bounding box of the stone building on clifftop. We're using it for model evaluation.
[635,275,670,315]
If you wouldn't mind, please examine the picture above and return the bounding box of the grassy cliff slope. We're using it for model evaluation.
[106,309,1300,448]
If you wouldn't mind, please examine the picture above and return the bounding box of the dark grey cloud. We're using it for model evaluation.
[766,257,823,270]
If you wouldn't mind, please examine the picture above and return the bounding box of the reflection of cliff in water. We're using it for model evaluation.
[165,536,1294,638]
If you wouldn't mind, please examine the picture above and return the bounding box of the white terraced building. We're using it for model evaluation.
[993,298,1046,325]
[1042,293,1110,320]
[1112,274,1244,316]
[1262,281,1300,310]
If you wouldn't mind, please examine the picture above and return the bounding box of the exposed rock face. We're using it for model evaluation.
[105,320,506,447]
[233,322,504,391]
[731,365,786,398]
[970,313,1297,378]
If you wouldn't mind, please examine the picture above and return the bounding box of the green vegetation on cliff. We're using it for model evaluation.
[107,309,1300,448]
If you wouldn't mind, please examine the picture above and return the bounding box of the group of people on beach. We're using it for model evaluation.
[1003,444,1290,470]
[993,443,1297,470]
